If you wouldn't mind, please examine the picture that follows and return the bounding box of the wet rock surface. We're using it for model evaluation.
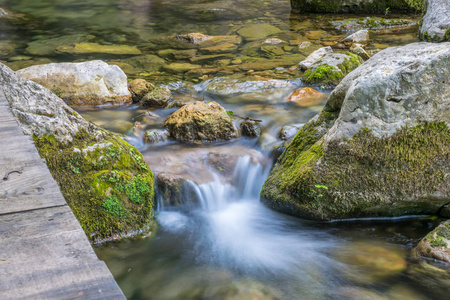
[139,86,172,107]
[262,42,450,221]
[164,101,238,141]
[414,219,450,263]
[0,62,154,242]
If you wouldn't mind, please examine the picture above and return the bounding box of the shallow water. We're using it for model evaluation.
[2,1,446,299]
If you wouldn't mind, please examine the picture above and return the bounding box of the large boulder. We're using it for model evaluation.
[413,220,450,263]
[0,62,154,242]
[16,60,132,106]
[261,42,450,221]
[291,0,423,13]
[419,0,450,42]
[164,101,238,141]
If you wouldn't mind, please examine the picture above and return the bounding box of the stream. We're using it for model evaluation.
[2,0,449,299]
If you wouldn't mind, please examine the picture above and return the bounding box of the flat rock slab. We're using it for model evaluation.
[0,91,125,299]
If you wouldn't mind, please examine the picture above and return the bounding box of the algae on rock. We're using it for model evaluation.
[0,62,155,242]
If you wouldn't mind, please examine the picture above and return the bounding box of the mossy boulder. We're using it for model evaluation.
[419,0,450,42]
[139,86,172,107]
[164,101,238,141]
[129,78,155,103]
[291,0,422,13]
[413,220,450,263]
[261,42,450,221]
[0,62,155,242]
[25,34,95,56]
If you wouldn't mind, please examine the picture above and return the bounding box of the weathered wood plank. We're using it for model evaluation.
[0,89,125,299]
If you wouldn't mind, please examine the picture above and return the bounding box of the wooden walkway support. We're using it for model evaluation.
[0,91,125,299]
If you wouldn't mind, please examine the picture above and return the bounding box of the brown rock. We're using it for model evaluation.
[164,101,238,141]
[129,79,155,102]
[287,87,326,107]
[139,86,172,107]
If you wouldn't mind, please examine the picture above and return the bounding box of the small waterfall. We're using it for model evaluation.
[186,156,271,212]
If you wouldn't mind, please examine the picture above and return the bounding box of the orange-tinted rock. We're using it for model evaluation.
[287,87,326,107]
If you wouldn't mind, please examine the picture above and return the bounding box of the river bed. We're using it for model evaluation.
[2,1,448,299]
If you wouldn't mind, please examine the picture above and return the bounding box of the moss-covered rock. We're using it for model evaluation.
[291,0,422,13]
[261,42,450,221]
[0,62,155,242]
[302,52,362,86]
[164,101,238,141]
[129,78,155,103]
[413,219,450,263]
[139,86,172,107]
[56,42,141,55]
[237,24,282,41]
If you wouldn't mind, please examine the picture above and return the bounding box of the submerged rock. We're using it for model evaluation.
[162,62,202,74]
[413,219,450,263]
[261,42,450,221]
[195,77,297,95]
[164,101,238,141]
[286,87,326,107]
[56,42,141,55]
[139,86,172,107]
[25,34,95,56]
[237,24,282,41]
[0,62,154,242]
[330,17,418,32]
[337,242,407,285]
[17,60,132,106]
[419,0,450,42]
[129,79,155,103]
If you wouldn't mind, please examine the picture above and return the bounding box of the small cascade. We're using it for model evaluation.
[185,155,271,211]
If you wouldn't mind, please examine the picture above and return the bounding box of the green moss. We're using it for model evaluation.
[303,53,362,86]
[303,64,343,85]
[33,129,155,242]
[262,122,450,220]
[430,236,448,248]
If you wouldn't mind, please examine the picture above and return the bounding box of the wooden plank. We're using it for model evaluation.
[0,89,125,299]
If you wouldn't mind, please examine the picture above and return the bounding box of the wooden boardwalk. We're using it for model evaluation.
[0,91,125,299]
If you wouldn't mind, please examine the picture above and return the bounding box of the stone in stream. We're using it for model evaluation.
[330,17,418,32]
[299,48,363,86]
[129,79,155,103]
[162,62,202,74]
[279,124,304,140]
[0,62,155,243]
[16,60,132,106]
[56,42,141,55]
[25,34,95,56]
[413,219,450,263]
[144,129,169,143]
[139,86,172,107]
[336,242,407,285]
[349,43,370,60]
[237,23,282,41]
[164,101,238,141]
[419,0,450,42]
[240,120,261,137]
[291,0,423,13]
[261,42,450,221]
[286,87,326,107]
[157,49,198,60]
[343,29,370,45]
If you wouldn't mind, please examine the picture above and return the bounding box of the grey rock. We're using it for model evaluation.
[16,60,131,106]
[279,124,304,140]
[139,86,172,107]
[420,0,450,42]
[144,129,169,143]
[413,219,450,263]
[350,43,370,60]
[324,42,450,144]
[299,46,333,70]
[0,62,100,142]
[343,30,370,45]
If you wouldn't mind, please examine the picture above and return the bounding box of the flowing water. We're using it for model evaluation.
[2,1,449,299]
